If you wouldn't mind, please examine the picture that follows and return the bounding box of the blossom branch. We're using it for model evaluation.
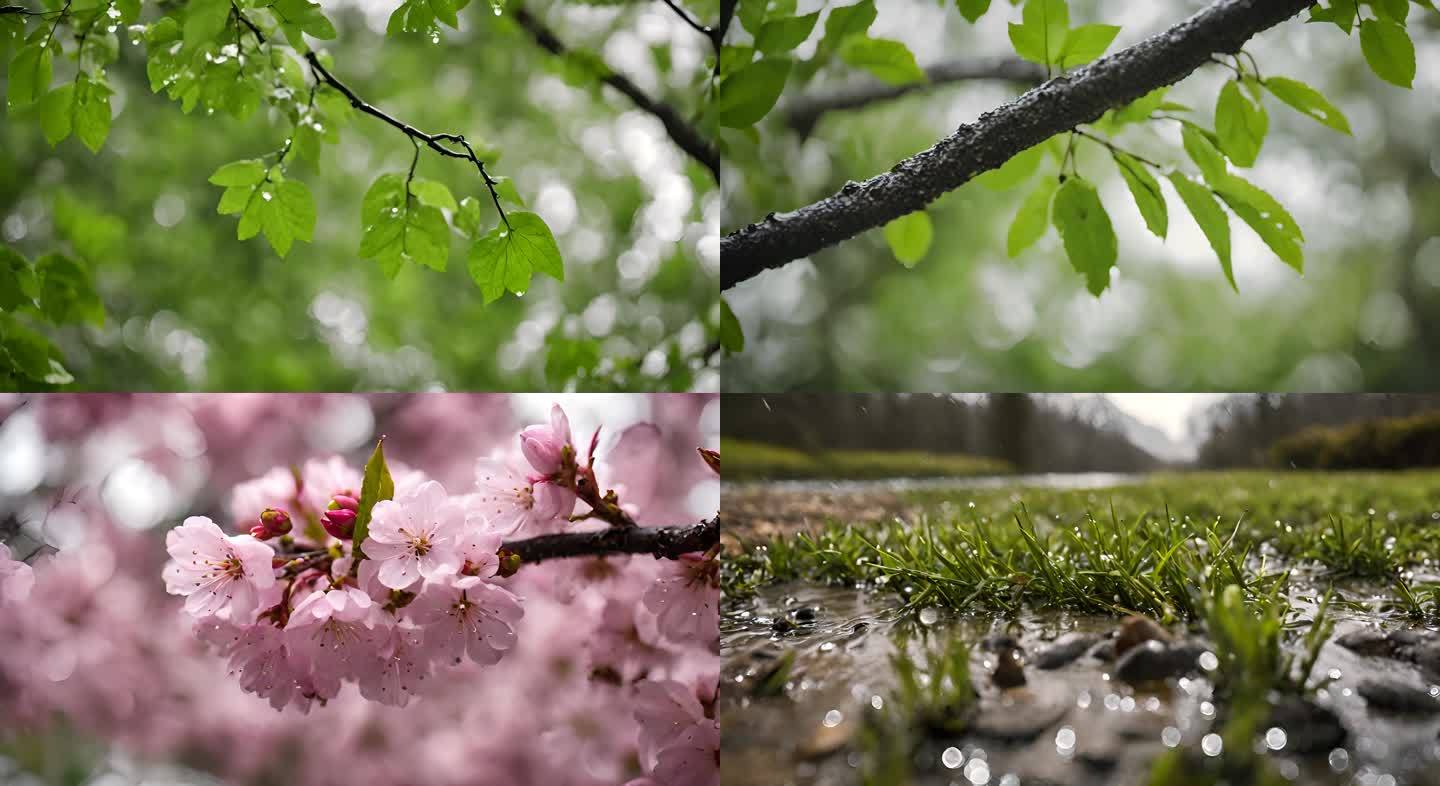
[513,6,720,181]
[501,517,719,565]
[720,0,1311,290]
[784,56,1046,135]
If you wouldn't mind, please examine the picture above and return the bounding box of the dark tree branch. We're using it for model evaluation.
[302,52,511,228]
[502,517,719,565]
[659,0,711,41]
[513,7,720,181]
[231,9,512,228]
[720,0,1311,291]
[784,56,1046,136]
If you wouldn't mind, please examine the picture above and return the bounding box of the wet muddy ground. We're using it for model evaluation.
[722,584,1440,786]
[722,474,1137,549]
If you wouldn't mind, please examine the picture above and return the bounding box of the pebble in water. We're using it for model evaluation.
[1357,678,1440,714]
[1033,632,1102,670]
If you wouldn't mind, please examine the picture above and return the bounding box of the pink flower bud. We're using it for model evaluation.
[251,524,272,540]
[330,494,359,512]
[321,507,356,540]
[259,508,293,535]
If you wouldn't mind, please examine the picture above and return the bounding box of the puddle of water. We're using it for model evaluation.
[723,583,1440,786]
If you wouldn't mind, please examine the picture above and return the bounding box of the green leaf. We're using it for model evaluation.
[1309,0,1357,33]
[35,253,105,326]
[210,159,268,187]
[1262,76,1351,134]
[8,44,52,108]
[1008,0,1068,66]
[882,211,933,267]
[73,76,111,153]
[0,246,37,311]
[1180,122,1228,184]
[1214,80,1268,167]
[975,141,1047,191]
[1111,87,1167,125]
[1007,178,1056,256]
[955,0,992,23]
[1359,18,1415,87]
[719,297,744,353]
[838,36,925,85]
[1215,174,1304,273]
[455,195,484,239]
[352,437,394,560]
[1168,173,1234,290]
[716,57,792,128]
[409,178,458,212]
[271,0,337,46]
[39,84,74,145]
[491,176,526,207]
[183,0,230,50]
[252,179,316,257]
[1050,176,1116,295]
[1113,153,1166,239]
[359,175,451,273]
[1057,23,1119,68]
[467,211,564,303]
[0,316,61,382]
[820,0,876,54]
[755,12,818,54]
[1372,0,1409,22]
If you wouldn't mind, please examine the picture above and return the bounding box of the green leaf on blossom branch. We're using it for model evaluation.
[353,437,394,560]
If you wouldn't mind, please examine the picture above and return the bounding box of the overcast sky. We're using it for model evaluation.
[1094,393,1229,443]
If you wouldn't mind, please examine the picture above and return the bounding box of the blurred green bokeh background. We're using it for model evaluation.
[2,0,721,391]
[721,1,1440,392]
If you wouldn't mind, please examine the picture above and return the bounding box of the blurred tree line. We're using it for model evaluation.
[721,393,1161,472]
[1192,394,1440,467]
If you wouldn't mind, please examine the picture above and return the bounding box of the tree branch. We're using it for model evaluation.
[232,9,512,228]
[513,6,720,181]
[302,52,512,229]
[502,517,719,565]
[720,0,1311,291]
[784,56,1046,136]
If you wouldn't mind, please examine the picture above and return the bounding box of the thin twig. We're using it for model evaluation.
[513,6,719,181]
[784,56,1046,135]
[303,52,511,229]
[232,7,511,228]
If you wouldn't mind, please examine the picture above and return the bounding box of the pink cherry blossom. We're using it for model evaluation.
[284,586,390,696]
[411,578,524,667]
[633,679,719,786]
[0,542,34,604]
[198,618,317,712]
[474,456,570,533]
[365,480,465,589]
[519,404,573,475]
[163,517,277,622]
[456,524,503,577]
[358,623,432,708]
[643,552,719,645]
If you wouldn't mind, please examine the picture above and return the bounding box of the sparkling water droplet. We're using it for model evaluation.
[261,191,273,201]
